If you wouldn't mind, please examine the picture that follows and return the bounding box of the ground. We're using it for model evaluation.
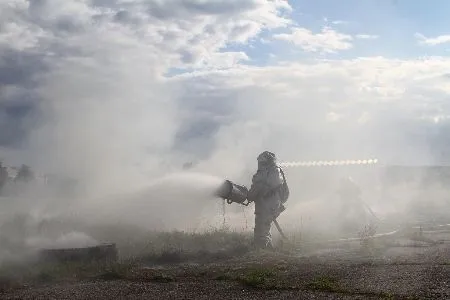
[1,226,450,300]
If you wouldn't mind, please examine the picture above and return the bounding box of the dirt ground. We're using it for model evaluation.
[1,238,450,300]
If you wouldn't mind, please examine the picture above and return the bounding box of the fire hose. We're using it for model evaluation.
[273,219,288,240]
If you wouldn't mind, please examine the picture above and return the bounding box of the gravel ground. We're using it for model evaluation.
[0,280,381,300]
[2,241,450,300]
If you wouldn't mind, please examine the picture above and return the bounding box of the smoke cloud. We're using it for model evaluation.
[1,1,450,262]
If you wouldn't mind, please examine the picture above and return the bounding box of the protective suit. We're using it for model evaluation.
[247,151,286,249]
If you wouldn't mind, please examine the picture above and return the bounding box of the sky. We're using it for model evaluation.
[2,0,450,192]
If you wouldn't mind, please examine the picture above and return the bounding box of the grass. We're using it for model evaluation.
[0,212,390,265]
[115,227,253,265]
[83,224,253,260]
[213,267,281,289]
[212,269,410,298]
[0,241,426,300]
[139,244,251,265]
[0,215,252,261]
[0,226,252,289]
[238,268,276,288]
[0,214,441,299]
[0,215,254,264]
[0,221,391,290]
[305,275,414,299]
[150,274,175,283]
[306,276,343,293]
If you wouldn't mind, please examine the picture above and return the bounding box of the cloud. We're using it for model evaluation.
[1,0,292,71]
[0,0,291,183]
[331,20,349,25]
[273,26,353,53]
[355,34,379,40]
[416,32,450,46]
[172,56,450,168]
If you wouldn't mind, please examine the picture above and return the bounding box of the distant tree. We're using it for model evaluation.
[0,162,8,193]
[15,164,35,183]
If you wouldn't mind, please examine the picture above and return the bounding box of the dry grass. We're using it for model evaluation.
[0,215,404,294]
[0,227,253,288]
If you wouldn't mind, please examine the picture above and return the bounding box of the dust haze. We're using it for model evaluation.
[1,0,450,263]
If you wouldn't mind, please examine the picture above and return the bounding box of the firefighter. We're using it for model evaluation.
[247,151,289,249]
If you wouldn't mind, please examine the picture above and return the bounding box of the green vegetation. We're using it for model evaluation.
[0,227,252,289]
[306,276,343,293]
[150,274,175,283]
[0,221,431,299]
[81,224,253,261]
[238,268,276,288]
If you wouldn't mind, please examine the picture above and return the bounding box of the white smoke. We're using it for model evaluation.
[2,0,450,264]
[26,231,99,250]
[73,172,227,231]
